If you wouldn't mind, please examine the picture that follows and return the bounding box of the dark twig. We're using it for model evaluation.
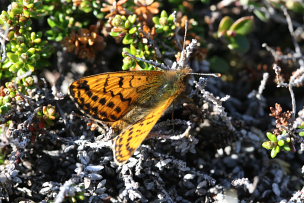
[282,7,304,119]
[262,43,304,61]
[256,72,269,100]
[282,7,304,67]
[288,84,296,120]
[272,64,288,88]
[194,78,234,131]
[0,23,10,63]
[138,27,163,60]
[265,7,304,119]
[176,39,198,70]
[124,52,169,70]
[272,64,296,119]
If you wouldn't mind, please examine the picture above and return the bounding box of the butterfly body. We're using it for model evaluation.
[69,67,191,164]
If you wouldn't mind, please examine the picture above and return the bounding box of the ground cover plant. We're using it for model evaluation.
[0,0,304,202]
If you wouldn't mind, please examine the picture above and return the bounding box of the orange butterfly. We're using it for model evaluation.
[69,67,192,164]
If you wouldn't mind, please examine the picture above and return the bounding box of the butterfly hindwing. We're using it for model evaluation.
[69,71,164,123]
[114,96,176,164]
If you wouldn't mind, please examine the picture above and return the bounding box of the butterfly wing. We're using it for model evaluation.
[114,96,176,164]
[69,71,164,124]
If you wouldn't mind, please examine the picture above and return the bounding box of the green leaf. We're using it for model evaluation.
[122,34,135,44]
[23,8,31,18]
[160,10,168,18]
[128,15,136,24]
[47,17,57,28]
[94,11,104,19]
[130,44,137,55]
[7,52,19,63]
[122,64,130,70]
[228,35,250,53]
[129,27,137,34]
[125,20,131,29]
[283,143,291,152]
[298,123,304,129]
[122,48,130,57]
[58,13,65,23]
[55,33,64,41]
[209,56,230,74]
[299,131,304,136]
[3,96,11,104]
[218,16,233,37]
[110,32,120,37]
[123,56,134,67]
[27,48,36,54]
[266,132,278,142]
[271,146,280,158]
[253,10,269,22]
[163,25,169,31]
[286,1,304,13]
[0,17,4,25]
[81,6,92,13]
[43,5,55,12]
[283,144,291,151]
[138,60,147,69]
[262,141,273,150]
[17,67,28,77]
[26,64,35,72]
[278,140,284,146]
[229,16,254,35]
[152,16,160,24]
[3,61,14,69]
[168,14,175,22]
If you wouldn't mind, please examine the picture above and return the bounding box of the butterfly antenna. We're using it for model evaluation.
[189,73,222,77]
[179,20,188,67]
[182,21,188,54]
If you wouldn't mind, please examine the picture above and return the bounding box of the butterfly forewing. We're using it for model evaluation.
[69,71,165,123]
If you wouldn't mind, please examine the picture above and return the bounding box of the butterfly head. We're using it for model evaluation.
[157,67,191,97]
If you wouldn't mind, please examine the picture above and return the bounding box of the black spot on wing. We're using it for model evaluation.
[118,92,132,103]
[91,107,98,113]
[92,95,99,101]
[118,137,123,143]
[107,102,115,108]
[80,98,85,104]
[100,111,108,117]
[84,103,90,109]
[99,98,107,105]
[108,90,132,104]
[126,145,135,153]
[110,115,118,120]
[86,90,93,97]
[146,121,153,125]
[119,77,124,87]
[79,80,90,91]
[115,106,121,113]
[103,75,109,93]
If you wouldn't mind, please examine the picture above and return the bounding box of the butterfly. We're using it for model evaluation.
[69,67,193,164]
